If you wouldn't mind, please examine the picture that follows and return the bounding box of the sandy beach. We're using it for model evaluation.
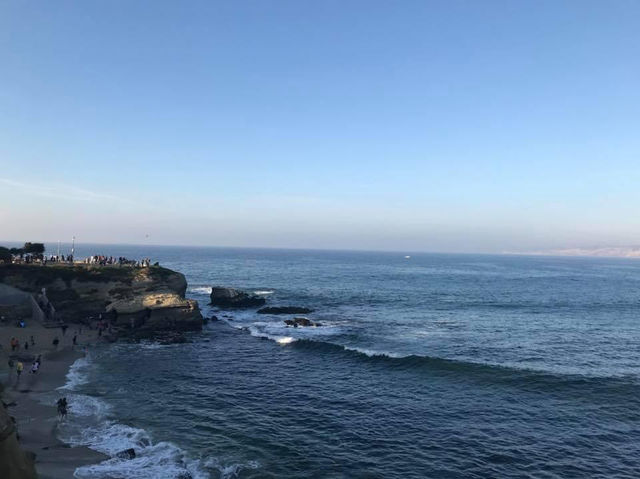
[1,322,108,478]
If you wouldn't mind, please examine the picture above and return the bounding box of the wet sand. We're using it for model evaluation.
[1,323,108,478]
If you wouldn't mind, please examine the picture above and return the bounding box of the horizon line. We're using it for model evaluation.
[2,239,640,260]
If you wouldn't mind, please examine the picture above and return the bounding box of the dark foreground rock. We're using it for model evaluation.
[116,448,136,460]
[284,317,323,328]
[210,287,266,308]
[257,306,313,315]
[0,406,37,479]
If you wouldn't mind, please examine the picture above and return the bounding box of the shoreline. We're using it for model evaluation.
[1,324,108,478]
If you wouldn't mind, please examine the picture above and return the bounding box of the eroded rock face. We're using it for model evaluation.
[210,287,266,309]
[0,264,203,334]
[284,317,322,328]
[0,406,37,479]
[257,306,313,315]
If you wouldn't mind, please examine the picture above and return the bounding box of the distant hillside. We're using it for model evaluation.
[509,247,640,258]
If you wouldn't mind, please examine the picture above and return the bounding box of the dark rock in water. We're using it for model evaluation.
[284,317,322,328]
[257,306,313,315]
[210,287,266,309]
[116,448,136,460]
[209,315,219,321]
[176,473,193,479]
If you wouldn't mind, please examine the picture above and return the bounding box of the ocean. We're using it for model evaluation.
[45,245,640,478]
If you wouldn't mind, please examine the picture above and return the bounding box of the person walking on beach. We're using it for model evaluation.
[30,335,35,346]
[24,340,28,351]
[57,398,68,420]
[30,361,39,374]
[52,336,60,349]
[16,361,23,381]
[61,324,68,336]
[72,334,77,348]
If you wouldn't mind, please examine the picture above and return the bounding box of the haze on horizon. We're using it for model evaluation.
[1,1,638,254]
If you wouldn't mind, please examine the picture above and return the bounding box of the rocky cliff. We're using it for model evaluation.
[0,264,202,335]
[0,405,37,479]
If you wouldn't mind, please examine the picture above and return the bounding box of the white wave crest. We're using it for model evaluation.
[342,345,405,359]
[253,290,274,295]
[187,286,212,295]
[204,458,261,479]
[54,354,255,479]
[58,356,91,391]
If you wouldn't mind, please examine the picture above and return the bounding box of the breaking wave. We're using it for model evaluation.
[58,356,255,479]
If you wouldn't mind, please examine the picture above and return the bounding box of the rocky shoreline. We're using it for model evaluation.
[0,262,206,479]
[0,263,204,342]
[1,265,322,478]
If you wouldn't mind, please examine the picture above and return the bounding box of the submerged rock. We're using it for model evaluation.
[115,448,136,460]
[257,306,313,315]
[210,287,266,309]
[284,317,322,328]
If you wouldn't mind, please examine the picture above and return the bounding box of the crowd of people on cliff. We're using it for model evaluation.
[44,254,73,263]
[11,253,74,264]
[84,255,153,267]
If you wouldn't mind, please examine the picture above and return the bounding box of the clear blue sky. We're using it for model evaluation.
[1,1,638,252]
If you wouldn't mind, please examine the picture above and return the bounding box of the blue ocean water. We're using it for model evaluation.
[49,245,640,478]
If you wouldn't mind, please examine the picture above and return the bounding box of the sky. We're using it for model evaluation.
[1,1,639,253]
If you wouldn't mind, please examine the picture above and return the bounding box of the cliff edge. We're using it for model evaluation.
[0,264,203,336]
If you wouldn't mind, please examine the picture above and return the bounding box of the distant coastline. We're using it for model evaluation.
[506,246,640,259]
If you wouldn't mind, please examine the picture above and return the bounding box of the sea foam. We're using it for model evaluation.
[56,356,222,479]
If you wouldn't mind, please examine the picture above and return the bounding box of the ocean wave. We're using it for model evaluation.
[73,431,207,479]
[219,324,640,402]
[56,355,236,479]
[187,286,212,295]
[58,356,91,390]
[253,290,274,295]
[283,339,640,402]
[230,319,344,346]
[72,422,259,479]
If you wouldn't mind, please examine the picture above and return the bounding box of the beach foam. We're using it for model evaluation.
[58,355,91,390]
[56,356,215,479]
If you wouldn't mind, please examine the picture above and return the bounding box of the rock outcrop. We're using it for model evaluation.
[0,406,37,479]
[0,264,203,335]
[257,306,313,315]
[284,317,322,328]
[210,287,266,309]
